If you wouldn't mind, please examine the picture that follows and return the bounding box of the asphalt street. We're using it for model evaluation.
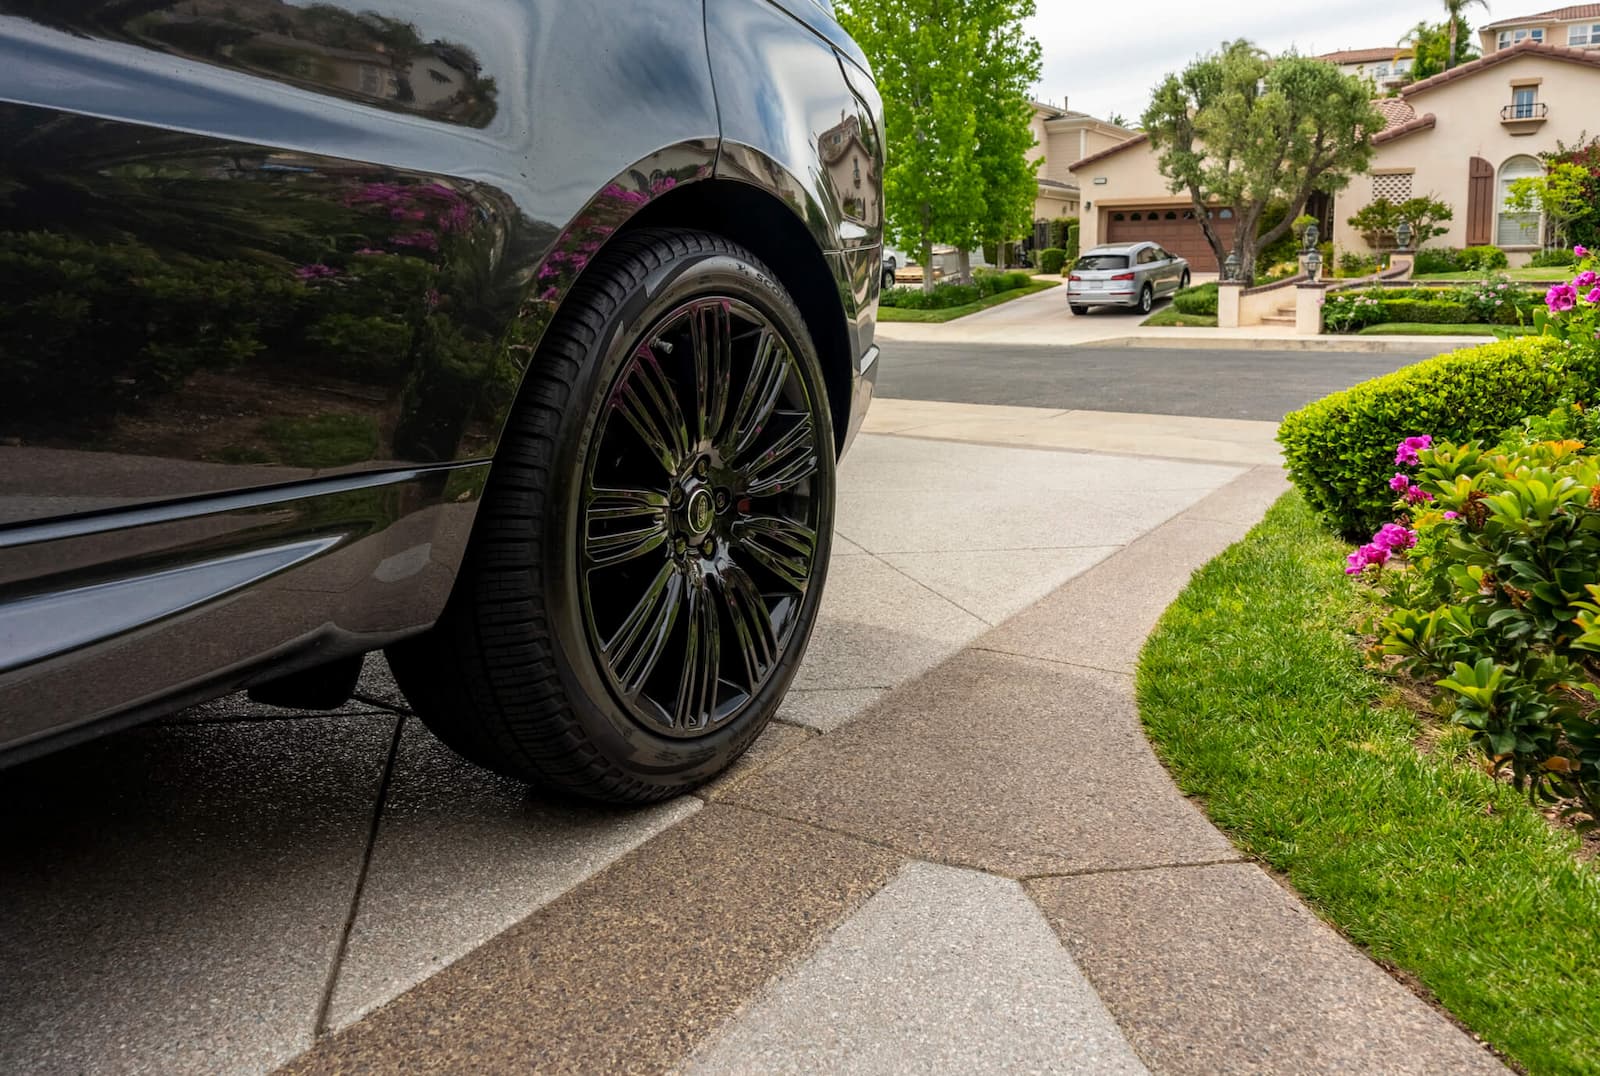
[874,342,1423,421]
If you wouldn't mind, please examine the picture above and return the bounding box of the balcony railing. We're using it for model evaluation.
[1501,102,1549,121]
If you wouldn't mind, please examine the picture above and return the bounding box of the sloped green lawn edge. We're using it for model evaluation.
[878,279,1059,322]
[1136,490,1600,1076]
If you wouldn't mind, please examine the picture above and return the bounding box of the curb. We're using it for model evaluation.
[1092,334,1476,354]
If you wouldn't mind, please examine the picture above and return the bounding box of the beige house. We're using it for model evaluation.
[1332,39,1600,260]
[1317,46,1416,92]
[1480,4,1600,52]
[1027,102,1137,236]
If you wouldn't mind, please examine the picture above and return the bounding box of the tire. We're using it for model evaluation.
[881,267,895,290]
[1137,285,1154,314]
[386,229,836,803]
[1179,271,1191,290]
[1070,304,1089,316]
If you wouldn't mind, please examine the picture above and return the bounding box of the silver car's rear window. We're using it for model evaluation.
[1074,254,1130,270]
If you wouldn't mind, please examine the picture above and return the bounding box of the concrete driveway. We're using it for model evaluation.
[0,371,1504,1073]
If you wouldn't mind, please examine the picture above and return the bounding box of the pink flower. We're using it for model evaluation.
[1346,543,1392,575]
[390,230,440,252]
[1444,511,1460,520]
[1395,435,1433,466]
[353,247,387,255]
[1576,245,1590,257]
[294,263,338,280]
[1404,485,1433,506]
[1587,287,1600,305]
[1548,284,1579,313]
[1372,523,1417,552]
[1390,473,1412,492]
[1575,270,1598,289]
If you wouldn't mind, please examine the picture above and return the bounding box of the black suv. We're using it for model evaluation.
[0,0,883,802]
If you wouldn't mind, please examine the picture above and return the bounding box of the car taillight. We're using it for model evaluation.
[1110,272,1135,281]
[1068,274,1082,281]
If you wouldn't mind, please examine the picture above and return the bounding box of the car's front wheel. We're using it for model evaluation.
[387,229,835,804]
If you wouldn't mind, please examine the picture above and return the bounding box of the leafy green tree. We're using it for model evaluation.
[1141,41,1386,283]
[838,0,1037,290]
[1442,0,1487,70]
[1402,17,1479,80]
[1507,162,1594,250]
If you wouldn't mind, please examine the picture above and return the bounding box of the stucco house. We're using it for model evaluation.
[1027,101,1137,244]
[1332,38,1600,260]
[1067,30,1600,271]
[1480,4,1600,51]
[1317,46,1416,92]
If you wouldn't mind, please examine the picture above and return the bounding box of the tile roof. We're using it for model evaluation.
[1065,132,1149,171]
[1318,46,1414,64]
[1373,98,1417,129]
[1402,39,1600,95]
[1483,5,1600,29]
[1371,112,1437,144]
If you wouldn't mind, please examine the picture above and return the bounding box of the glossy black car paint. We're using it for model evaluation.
[0,0,882,758]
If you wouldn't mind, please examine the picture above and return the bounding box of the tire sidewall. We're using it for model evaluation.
[542,245,836,788]
[1140,285,1153,313]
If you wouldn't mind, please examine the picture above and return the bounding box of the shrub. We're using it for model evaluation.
[1173,280,1219,316]
[1531,248,1579,269]
[1377,298,1471,323]
[879,271,1032,310]
[1047,217,1077,250]
[1038,247,1068,275]
[1064,223,1080,263]
[1277,336,1590,537]
[1337,250,1381,278]
[1461,245,1509,270]
[1352,429,1600,831]
[1413,248,1463,275]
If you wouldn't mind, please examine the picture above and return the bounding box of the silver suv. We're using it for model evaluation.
[1067,242,1191,315]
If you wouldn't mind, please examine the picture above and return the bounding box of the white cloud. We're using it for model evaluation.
[1026,0,1495,122]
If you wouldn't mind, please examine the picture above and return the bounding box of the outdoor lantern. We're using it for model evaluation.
[1303,221,1320,251]
[1223,252,1240,281]
[1396,219,1413,251]
[1305,247,1322,280]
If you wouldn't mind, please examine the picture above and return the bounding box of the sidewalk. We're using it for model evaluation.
[879,281,1492,353]
[0,406,1506,1074]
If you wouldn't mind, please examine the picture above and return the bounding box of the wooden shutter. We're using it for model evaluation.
[1466,157,1494,246]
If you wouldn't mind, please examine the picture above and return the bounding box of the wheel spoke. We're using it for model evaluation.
[602,560,684,696]
[584,487,669,567]
[731,514,816,592]
[721,328,788,459]
[691,301,733,445]
[614,346,691,474]
[673,573,722,732]
[718,562,777,691]
[739,415,818,498]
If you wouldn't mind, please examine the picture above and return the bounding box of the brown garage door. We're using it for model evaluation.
[1105,206,1236,272]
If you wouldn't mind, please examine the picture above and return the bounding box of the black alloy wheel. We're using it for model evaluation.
[388,230,835,803]
[1138,284,1154,314]
[580,296,821,738]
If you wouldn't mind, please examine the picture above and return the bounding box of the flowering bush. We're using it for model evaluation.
[1350,431,1600,830]
[1533,246,1600,348]
[1322,291,1385,332]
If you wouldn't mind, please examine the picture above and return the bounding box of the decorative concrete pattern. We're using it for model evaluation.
[685,861,1150,1075]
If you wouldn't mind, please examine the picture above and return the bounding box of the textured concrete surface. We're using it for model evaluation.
[721,649,1240,877]
[281,806,903,1075]
[326,722,700,1030]
[0,717,395,1076]
[1028,863,1508,1075]
[776,687,891,733]
[881,546,1121,624]
[685,861,1149,1075]
[695,720,816,799]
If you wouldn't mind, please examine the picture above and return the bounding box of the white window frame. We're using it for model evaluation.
[1501,27,1545,48]
[1512,86,1538,119]
[1497,155,1544,248]
[1571,23,1600,45]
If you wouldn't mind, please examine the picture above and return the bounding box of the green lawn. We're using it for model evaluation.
[1137,491,1600,1076]
[878,279,1060,323]
[1412,268,1566,282]
[1141,307,1217,328]
[1354,322,1536,337]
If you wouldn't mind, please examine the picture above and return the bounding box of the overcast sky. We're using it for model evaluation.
[1026,0,1496,123]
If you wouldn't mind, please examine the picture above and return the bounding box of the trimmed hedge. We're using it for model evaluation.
[1278,336,1593,539]
[1065,223,1080,264]
[1412,246,1509,274]
[1038,247,1068,275]
[1530,248,1579,269]
[1173,281,1219,316]
[879,269,1033,310]
[1373,298,1470,323]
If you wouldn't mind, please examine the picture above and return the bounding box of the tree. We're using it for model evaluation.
[1402,17,1479,80]
[837,0,1038,290]
[1141,41,1386,283]
[1346,195,1453,249]
[1442,0,1487,70]
[1506,162,1594,249]
[1106,112,1132,129]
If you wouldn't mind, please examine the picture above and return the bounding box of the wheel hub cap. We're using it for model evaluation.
[683,486,715,540]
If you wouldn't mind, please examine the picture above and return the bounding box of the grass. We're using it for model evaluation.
[1137,491,1600,1076]
[1413,268,1566,282]
[1141,307,1218,328]
[1354,322,1537,337]
[878,279,1060,323]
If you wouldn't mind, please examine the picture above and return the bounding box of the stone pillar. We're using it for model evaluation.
[1217,282,1243,329]
[1389,252,1415,280]
[1296,283,1326,336]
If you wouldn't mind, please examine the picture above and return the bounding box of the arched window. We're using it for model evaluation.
[1164,211,1178,220]
[1129,212,1143,221]
[1498,155,1543,247]
[1112,212,1126,221]
[1218,208,1234,219]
